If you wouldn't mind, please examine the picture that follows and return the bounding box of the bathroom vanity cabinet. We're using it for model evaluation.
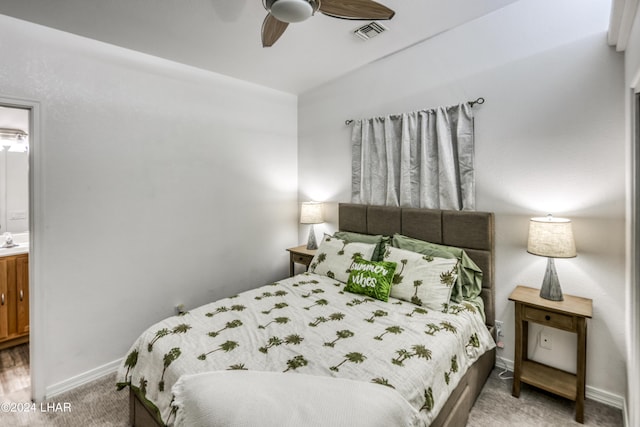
[0,253,29,349]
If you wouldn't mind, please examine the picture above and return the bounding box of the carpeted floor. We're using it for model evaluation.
[0,373,128,427]
[0,368,624,426]
[468,370,623,427]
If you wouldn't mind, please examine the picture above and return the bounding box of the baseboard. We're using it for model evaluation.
[495,354,625,410]
[45,357,123,399]
[587,385,625,410]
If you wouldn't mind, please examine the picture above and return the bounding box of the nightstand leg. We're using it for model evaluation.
[289,258,294,277]
[512,303,524,397]
[575,317,587,423]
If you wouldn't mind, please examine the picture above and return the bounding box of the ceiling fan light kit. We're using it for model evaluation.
[261,0,395,47]
[269,0,315,23]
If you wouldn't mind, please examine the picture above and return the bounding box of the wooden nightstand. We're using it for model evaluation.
[286,245,317,277]
[509,285,593,423]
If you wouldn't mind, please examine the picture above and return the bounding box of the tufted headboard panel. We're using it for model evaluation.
[338,203,495,326]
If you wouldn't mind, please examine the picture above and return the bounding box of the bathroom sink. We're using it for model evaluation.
[0,242,29,256]
[0,232,29,256]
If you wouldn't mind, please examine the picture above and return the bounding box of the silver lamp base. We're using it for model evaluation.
[539,257,564,301]
[306,224,318,250]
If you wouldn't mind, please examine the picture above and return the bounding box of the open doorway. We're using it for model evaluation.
[0,104,30,402]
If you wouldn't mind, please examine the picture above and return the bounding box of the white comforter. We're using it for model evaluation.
[116,272,495,426]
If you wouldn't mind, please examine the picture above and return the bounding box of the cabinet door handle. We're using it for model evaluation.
[19,290,23,301]
[1,293,4,305]
[545,315,551,321]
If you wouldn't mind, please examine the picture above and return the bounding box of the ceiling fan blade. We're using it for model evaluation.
[262,13,289,47]
[319,0,395,20]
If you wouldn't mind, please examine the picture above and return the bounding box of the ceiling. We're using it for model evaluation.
[0,0,520,94]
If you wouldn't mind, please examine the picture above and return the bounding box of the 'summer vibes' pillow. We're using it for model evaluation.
[309,235,376,283]
[383,246,459,310]
[392,234,483,303]
[333,231,390,262]
[344,258,397,302]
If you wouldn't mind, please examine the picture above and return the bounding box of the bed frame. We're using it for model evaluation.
[129,203,496,427]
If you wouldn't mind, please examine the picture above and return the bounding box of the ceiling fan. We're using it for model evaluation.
[261,0,395,47]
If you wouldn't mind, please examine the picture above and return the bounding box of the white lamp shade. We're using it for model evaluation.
[270,0,313,23]
[527,216,576,258]
[300,202,324,224]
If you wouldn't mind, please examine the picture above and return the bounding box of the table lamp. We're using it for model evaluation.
[527,215,576,301]
[300,202,323,250]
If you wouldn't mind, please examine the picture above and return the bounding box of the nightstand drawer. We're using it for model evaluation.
[287,245,317,277]
[524,306,574,330]
[292,254,312,265]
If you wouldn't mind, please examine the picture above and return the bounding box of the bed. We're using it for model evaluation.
[117,204,496,427]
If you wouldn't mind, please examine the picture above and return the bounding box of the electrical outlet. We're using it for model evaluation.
[495,320,503,337]
[494,320,504,349]
[540,331,552,350]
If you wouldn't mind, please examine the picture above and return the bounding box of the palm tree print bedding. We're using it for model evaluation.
[116,272,495,426]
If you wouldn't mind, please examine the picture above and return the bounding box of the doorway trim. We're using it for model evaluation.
[631,87,640,427]
[0,95,43,402]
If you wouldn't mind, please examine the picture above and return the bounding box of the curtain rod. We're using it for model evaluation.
[344,97,485,126]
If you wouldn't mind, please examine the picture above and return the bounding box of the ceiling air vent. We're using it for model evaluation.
[353,22,388,41]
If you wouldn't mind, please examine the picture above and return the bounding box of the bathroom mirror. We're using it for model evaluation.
[0,105,29,234]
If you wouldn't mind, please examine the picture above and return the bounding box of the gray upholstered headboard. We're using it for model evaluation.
[338,203,495,327]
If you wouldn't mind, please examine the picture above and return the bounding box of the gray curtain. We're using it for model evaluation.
[351,103,475,210]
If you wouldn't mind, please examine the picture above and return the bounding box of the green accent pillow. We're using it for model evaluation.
[344,258,397,302]
[392,234,483,303]
[333,231,390,261]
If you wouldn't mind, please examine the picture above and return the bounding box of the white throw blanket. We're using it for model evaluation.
[172,370,421,427]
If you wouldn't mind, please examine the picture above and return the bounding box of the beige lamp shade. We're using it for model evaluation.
[527,215,576,301]
[300,202,324,224]
[527,216,576,258]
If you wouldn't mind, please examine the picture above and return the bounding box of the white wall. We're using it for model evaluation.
[0,15,298,397]
[299,0,626,401]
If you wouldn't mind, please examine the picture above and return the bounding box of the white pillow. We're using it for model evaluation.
[383,246,458,310]
[309,235,376,283]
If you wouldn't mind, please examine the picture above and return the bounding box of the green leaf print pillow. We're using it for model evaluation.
[309,235,376,283]
[333,231,390,262]
[383,246,459,310]
[344,258,397,302]
[392,233,483,304]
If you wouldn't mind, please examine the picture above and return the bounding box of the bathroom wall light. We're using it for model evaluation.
[0,128,27,139]
[0,128,29,153]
